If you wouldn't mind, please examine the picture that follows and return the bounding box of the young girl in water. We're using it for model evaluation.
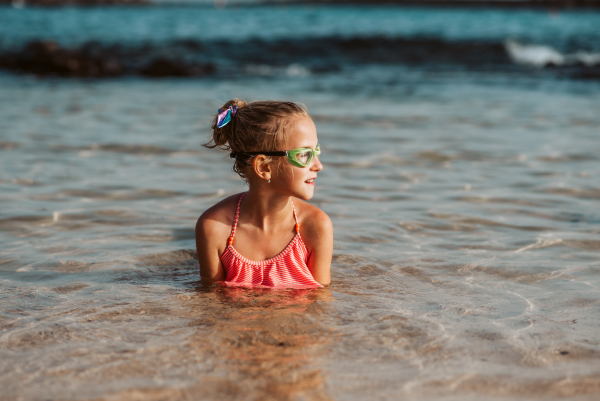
[195,99,332,288]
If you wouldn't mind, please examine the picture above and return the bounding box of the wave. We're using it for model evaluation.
[505,40,600,68]
[0,36,598,79]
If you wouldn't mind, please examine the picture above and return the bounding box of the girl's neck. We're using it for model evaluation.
[242,187,293,230]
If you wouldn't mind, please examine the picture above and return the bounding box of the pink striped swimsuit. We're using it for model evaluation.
[220,193,322,289]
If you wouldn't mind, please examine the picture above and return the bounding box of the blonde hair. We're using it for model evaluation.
[204,99,310,181]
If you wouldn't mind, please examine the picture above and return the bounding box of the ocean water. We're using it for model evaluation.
[1,4,600,401]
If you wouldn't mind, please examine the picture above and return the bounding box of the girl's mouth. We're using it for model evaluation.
[305,178,315,185]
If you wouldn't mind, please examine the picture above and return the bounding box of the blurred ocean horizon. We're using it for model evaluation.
[1,3,600,80]
[1,3,600,401]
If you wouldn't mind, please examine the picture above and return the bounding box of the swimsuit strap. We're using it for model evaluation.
[291,199,301,233]
[228,193,299,246]
[228,192,246,246]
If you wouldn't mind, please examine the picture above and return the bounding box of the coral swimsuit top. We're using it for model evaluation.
[220,193,322,289]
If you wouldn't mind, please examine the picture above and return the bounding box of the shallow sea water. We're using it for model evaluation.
[2,5,600,401]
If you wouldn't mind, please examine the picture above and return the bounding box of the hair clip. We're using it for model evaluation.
[217,105,237,128]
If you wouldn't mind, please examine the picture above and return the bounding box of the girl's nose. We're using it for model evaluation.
[311,156,323,171]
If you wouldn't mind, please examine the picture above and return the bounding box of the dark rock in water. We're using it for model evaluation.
[0,0,146,6]
[0,41,215,78]
[140,57,216,78]
[0,41,125,77]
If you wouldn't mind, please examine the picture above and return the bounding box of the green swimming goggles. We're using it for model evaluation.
[230,144,321,168]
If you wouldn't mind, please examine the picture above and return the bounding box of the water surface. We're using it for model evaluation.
[1,5,600,401]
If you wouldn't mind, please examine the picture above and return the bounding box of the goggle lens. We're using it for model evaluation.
[295,150,312,165]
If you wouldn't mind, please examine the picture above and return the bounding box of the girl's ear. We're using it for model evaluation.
[253,155,272,182]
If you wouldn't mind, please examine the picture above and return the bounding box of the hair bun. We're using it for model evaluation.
[221,98,247,111]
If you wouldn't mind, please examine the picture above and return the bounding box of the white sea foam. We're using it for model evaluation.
[505,39,600,68]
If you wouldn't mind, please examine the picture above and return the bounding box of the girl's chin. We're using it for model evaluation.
[293,188,314,201]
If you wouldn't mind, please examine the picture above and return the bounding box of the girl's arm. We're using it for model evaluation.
[195,211,227,283]
[303,208,333,286]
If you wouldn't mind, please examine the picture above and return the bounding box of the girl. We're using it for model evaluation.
[195,99,332,288]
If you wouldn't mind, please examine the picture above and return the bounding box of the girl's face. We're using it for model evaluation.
[272,116,322,200]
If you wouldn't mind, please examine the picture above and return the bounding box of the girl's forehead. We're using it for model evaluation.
[284,117,317,148]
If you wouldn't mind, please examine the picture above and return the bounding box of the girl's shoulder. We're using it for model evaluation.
[196,193,242,237]
[293,198,333,240]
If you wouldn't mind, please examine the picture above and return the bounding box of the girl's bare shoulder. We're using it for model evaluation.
[196,193,242,235]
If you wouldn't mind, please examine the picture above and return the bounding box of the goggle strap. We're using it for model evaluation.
[229,151,289,168]
[230,151,287,157]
